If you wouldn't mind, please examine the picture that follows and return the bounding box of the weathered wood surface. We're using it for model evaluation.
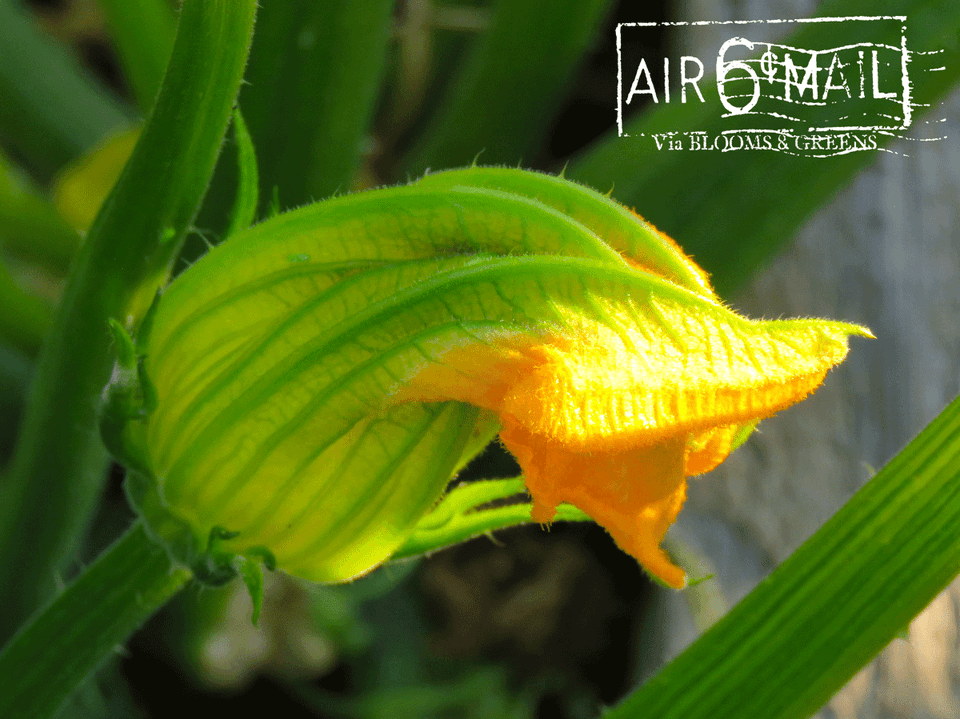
[660,3,960,716]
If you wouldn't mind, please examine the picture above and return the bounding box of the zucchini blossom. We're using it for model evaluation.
[103,167,870,588]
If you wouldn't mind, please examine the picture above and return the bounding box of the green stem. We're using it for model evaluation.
[0,522,191,719]
[0,0,257,643]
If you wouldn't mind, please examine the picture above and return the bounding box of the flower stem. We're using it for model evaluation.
[0,0,257,643]
[0,522,191,719]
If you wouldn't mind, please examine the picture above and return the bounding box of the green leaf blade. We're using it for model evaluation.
[607,394,960,719]
[0,0,131,181]
[0,149,80,274]
[239,0,395,210]
[0,259,51,357]
[401,0,616,174]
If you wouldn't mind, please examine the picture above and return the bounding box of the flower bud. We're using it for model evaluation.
[104,168,870,587]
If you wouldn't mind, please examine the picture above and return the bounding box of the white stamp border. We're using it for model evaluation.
[615,16,910,138]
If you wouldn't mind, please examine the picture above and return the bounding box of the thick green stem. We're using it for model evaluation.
[0,0,258,642]
[0,522,191,719]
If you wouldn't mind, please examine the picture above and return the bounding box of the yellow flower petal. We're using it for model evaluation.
[403,294,870,587]
[501,422,689,588]
[105,168,870,589]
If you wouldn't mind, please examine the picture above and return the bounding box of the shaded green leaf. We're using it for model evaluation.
[98,0,176,113]
[0,0,130,181]
[0,259,51,357]
[0,149,79,274]
[239,0,395,209]
[400,0,616,174]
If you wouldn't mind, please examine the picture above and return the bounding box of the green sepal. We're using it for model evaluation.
[233,555,265,626]
[181,528,278,609]
[208,526,241,544]
[100,320,150,474]
[124,471,264,595]
[135,289,163,353]
[729,419,760,453]
[100,303,161,474]
[244,546,277,571]
[389,477,594,563]
[225,108,259,238]
[190,526,244,586]
[107,318,136,368]
[414,478,528,534]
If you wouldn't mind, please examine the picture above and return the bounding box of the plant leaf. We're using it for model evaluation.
[98,0,177,113]
[400,0,616,174]
[0,0,130,181]
[606,393,960,719]
[239,0,395,209]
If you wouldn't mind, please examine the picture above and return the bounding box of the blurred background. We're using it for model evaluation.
[1,0,958,717]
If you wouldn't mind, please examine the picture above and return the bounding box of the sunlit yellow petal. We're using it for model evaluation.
[403,291,869,586]
[501,422,689,588]
[104,168,871,589]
